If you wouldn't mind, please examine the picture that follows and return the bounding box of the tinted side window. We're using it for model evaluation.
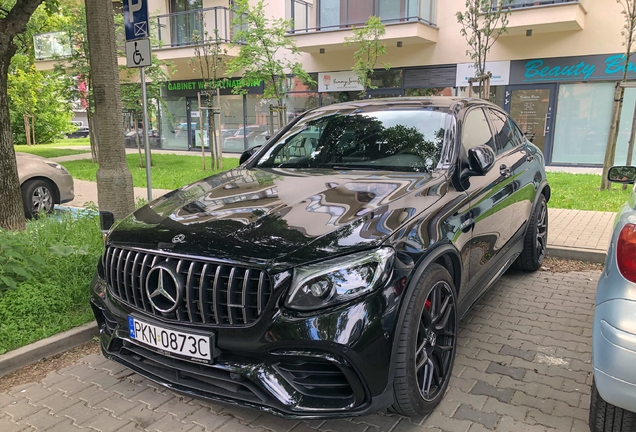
[508,117,526,147]
[462,108,495,154]
[488,109,517,154]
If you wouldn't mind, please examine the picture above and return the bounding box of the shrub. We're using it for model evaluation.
[0,211,102,354]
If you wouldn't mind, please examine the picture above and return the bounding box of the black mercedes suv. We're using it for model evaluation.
[91,97,550,418]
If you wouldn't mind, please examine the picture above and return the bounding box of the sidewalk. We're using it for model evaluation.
[51,146,240,163]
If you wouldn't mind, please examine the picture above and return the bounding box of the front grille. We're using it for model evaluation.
[103,246,271,326]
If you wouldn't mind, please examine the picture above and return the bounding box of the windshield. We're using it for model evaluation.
[255,108,449,172]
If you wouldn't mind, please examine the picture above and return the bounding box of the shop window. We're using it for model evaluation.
[405,88,453,97]
[552,83,614,165]
[370,70,403,89]
[320,91,360,106]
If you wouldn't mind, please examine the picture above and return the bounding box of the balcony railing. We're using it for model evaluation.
[33,31,72,60]
[491,0,584,10]
[152,6,234,48]
[288,0,437,33]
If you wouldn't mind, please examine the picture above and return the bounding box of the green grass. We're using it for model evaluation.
[0,212,102,354]
[14,146,90,159]
[546,172,632,212]
[62,154,240,190]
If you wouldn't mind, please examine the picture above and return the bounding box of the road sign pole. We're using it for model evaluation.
[140,66,153,202]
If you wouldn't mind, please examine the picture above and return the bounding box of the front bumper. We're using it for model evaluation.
[90,272,402,419]
[593,298,636,413]
[56,173,75,204]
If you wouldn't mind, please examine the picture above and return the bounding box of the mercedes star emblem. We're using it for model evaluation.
[145,263,182,313]
[172,234,186,244]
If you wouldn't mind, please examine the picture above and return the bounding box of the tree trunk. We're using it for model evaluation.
[0,48,26,231]
[87,109,98,163]
[85,0,134,219]
[601,83,624,190]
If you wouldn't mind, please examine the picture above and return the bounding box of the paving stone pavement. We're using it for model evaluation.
[0,270,599,432]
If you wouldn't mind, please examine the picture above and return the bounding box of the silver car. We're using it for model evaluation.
[591,165,636,431]
[16,152,75,218]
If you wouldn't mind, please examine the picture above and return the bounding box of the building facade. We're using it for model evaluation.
[35,0,636,166]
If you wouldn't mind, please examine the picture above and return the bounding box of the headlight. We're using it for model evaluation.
[46,162,69,173]
[285,248,395,311]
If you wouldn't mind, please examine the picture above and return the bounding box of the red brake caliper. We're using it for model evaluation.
[425,299,431,311]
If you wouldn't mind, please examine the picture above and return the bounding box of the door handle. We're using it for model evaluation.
[460,218,474,233]
[500,164,511,178]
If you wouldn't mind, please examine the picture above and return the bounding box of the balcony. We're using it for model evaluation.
[492,0,587,36]
[151,6,239,61]
[287,0,438,53]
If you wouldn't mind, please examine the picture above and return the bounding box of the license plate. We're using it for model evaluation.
[128,316,212,362]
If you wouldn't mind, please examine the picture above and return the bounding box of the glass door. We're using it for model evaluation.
[187,97,209,150]
[503,84,557,162]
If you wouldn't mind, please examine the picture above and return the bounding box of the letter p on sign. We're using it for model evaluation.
[128,0,142,22]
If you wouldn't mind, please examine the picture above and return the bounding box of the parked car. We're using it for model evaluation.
[222,124,270,152]
[91,97,550,418]
[67,126,89,139]
[590,165,636,431]
[123,129,164,149]
[192,128,237,149]
[16,152,75,218]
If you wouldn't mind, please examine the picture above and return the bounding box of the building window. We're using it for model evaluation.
[169,0,203,46]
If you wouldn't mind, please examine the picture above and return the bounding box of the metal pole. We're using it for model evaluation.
[140,67,153,202]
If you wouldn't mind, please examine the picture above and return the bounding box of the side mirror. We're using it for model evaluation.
[608,165,636,184]
[467,145,496,176]
[99,211,115,231]
[239,145,262,164]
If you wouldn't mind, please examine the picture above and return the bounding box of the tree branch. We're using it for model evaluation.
[0,0,45,44]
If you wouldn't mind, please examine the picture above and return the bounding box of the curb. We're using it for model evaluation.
[0,321,99,377]
[547,245,607,264]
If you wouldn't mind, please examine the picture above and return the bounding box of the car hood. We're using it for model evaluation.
[16,152,48,162]
[108,168,446,270]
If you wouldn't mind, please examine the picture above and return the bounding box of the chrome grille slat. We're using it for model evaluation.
[122,250,133,306]
[241,269,250,325]
[185,261,198,323]
[131,252,142,308]
[212,265,222,325]
[103,246,270,327]
[199,263,210,324]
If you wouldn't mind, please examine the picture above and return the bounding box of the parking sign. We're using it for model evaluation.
[123,0,149,41]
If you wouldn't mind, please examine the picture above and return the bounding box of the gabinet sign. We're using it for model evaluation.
[455,61,511,87]
[318,71,364,92]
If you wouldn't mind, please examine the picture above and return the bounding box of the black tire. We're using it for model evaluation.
[21,179,55,219]
[512,194,548,271]
[589,379,636,431]
[391,264,458,417]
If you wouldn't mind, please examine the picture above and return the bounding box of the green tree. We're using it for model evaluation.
[53,1,96,161]
[0,0,60,231]
[344,16,390,98]
[227,0,313,130]
[456,0,510,98]
[191,26,227,170]
[9,54,72,144]
[602,0,636,190]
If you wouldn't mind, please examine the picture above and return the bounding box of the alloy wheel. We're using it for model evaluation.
[415,281,456,401]
[536,202,547,262]
[32,186,53,213]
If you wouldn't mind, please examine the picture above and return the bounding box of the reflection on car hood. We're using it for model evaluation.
[15,152,48,162]
[108,168,446,270]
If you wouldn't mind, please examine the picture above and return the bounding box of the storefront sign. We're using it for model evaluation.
[318,71,364,92]
[510,53,636,84]
[165,78,263,96]
[455,61,510,87]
